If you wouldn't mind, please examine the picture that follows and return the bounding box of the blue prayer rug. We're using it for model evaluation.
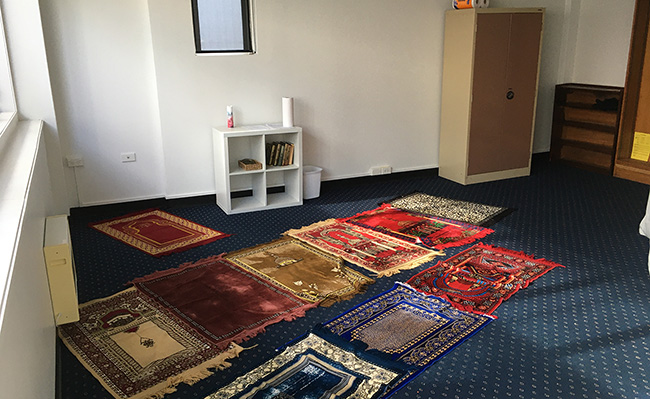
[318,282,493,395]
[205,332,412,399]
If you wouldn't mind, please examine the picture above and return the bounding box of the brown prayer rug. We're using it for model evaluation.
[58,287,243,399]
[225,237,374,306]
[285,219,442,277]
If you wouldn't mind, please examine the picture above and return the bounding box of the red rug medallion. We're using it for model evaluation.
[90,209,230,257]
[407,243,565,315]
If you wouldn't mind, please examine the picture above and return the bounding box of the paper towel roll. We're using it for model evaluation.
[453,0,489,9]
[282,97,294,127]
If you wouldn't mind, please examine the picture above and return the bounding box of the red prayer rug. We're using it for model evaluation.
[58,287,243,399]
[90,209,230,257]
[130,255,318,350]
[406,243,565,315]
[340,204,493,249]
[285,219,442,277]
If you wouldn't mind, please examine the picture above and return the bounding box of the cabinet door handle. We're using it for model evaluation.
[506,90,515,100]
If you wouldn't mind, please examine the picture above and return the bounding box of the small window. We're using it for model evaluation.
[191,0,254,54]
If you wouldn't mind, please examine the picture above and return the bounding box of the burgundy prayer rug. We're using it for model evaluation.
[340,204,493,249]
[285,219,442,277]
[90,209,230,257]
[225,237,374,307]
[406,243,565,314]
[58,287,243,399]
[130,255,318,350]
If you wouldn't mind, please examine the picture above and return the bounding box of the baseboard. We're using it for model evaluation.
[70,155,552,213]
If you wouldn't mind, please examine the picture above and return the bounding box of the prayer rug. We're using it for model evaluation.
[58,287,243,399]
[386,192,513,227]
[340,204,493,249]
[130,255,318,350]
[318,282,493,395]
[89,209,230,257]
[224,237,374,307]
[204,332,412,399]
[406,243,566,314]
[285,219,442,277]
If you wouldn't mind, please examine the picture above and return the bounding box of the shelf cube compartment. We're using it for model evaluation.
[266,168,301,207]
[229,173,265,212]
[227,135,265,172]
[264,132,300,167]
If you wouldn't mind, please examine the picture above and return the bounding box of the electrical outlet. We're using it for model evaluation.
[65,156,84,168]
[121,152,136,163]
[370,165,392,176]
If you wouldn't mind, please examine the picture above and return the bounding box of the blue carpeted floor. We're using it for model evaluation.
[60,156,650,399]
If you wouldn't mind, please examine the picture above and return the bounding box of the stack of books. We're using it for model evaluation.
[266,141,295,166]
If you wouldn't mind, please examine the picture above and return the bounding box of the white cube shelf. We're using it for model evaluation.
[213,124,303,214]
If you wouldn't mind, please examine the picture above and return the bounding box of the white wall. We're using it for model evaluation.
[571,0,635,86]
[149,0,446,198]
[41,0,637,204]
[40,0,165,206]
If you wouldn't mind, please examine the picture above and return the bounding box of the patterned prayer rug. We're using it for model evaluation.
[319,282,493,395]
[224,237,374,307]
[205,332,412,399]
[386,192,513,227]
[58,287,243,399]
[89,209,230,257]
[285,219,442,277]
[406,243,565,314]
[340,204,493,249]
[130,255,318,350]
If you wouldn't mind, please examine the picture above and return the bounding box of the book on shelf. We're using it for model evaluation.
[238,158,262,171]
[277,142,286,166]
[266,143,272,165]
[282,142,291,165]
[287,143,295,165]
[267,143,276,166]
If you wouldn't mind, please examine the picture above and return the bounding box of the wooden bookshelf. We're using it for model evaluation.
[550,83,623,175]
[614,0,650,184]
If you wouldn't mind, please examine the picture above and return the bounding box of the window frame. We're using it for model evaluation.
[190,0,256,55]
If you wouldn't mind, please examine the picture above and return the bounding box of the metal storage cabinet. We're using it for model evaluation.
[439,8,544,185]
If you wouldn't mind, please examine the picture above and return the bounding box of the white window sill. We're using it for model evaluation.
[0,116,44,326]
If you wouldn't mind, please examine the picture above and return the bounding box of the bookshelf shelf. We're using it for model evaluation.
[213,124,302,214]
[550,83,623,175]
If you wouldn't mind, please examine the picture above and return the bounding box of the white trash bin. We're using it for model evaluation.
[303,165,323,199]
